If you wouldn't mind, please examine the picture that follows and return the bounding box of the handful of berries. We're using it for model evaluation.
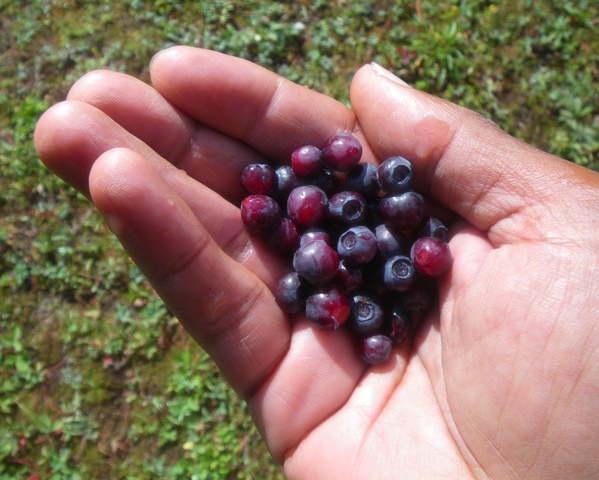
[240,133,452,365]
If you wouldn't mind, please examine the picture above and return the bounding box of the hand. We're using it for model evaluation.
[34,46,599,479]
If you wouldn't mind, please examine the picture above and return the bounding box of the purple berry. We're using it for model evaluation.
[382,255,417,292]
[387,301,411,345]
[416,215,449,242]
[375,224,408,258]
[291,145,323,177]
[287,185,329,228]
[337,226,378,265]
[305,285,350,330]
[357,334,393,365]
[334,260,364,292]
[240,195,281,234]
[267,217,300,255]
[379,191,424,231]
[274,272,307,314]
[293,239,340,285]
[328,191,367,226]
[346,162,380,197]
[272,165,301,202]
[308,168,340,195]
[349,293,385,336]
[410,236,453,276]
[240,163,276,195]
[377,156,414,193]
[300,228,332,247]
[321,133,362,172]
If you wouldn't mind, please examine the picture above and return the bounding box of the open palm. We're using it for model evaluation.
[35,47,599,479]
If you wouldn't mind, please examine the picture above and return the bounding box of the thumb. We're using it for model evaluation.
[350,64,598,244]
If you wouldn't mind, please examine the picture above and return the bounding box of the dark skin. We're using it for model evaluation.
[35,46,599,479]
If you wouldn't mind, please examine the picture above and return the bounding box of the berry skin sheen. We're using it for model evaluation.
[240,194,281,234]
[293,239,340,285]
[410,237,453,277]
[321,133,363,172]
[287,185,329,228]
[305,285,351,330]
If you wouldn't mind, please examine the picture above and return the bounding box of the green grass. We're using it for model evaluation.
[1,0,598,478]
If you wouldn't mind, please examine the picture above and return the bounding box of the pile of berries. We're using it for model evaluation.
[240,133,452,365]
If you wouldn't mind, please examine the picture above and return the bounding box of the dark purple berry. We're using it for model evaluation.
[375,224,408,258]
[305,285,350,330]
[240,195,281,234]
[346,163,380,197]
[334,260,364,292]
[379,191,424,231]
[274,272,308,314]
[287,185,328,228]
[383,255,417,292]
[291,145,323,177]
[416,215,449,242]
[387,301,411,345]
[308,168,340,196]
[357,334,393,365]
[349,293,385,336]
[240,163,276,195]
[365,197,383,226]
[337,226,378,265]
[328,191,367,226]
[293,239,340,285]
[300,228,332,247]
[410,236,453,276]
[377,156,414,193]
[272,165,301,202]
[267,217,300,255]
[321,133,362,172]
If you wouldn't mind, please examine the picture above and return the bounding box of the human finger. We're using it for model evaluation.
[148,46,379,165]
[66,70,267,203]
[88,147,291,395]
[89,147,374,461]
[34,101,289,289]
[350,63,599,245]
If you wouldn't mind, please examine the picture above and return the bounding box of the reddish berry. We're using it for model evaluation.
[267,218,300,255]
[321,133,362,172]
[357,334,393,365]
[287,185,329,227]
[291,145,323,177]
[293,239,340,285]
[410,236,453,276]
[240,163,276,195]
[379,191,424,231]
[306,285,351,330]
[240,195,281,234]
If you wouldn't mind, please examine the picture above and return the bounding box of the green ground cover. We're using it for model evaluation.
[1,0,597,478]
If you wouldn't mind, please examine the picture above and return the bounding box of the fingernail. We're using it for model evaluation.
[149,51,162,71]
[370,62,411,87]
[104,212,126,236]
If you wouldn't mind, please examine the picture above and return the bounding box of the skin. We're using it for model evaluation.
[34,46,599,479]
